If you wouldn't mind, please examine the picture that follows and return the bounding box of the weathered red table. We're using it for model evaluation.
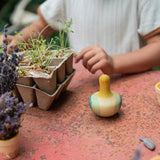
[3,61,160,160]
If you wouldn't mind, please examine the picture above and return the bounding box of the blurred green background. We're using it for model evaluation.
[0,0,45,31]
[0,0,68,48]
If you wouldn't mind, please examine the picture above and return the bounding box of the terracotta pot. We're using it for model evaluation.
[0,133,19,159]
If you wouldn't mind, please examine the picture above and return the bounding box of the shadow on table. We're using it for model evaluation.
[50,90,75,111]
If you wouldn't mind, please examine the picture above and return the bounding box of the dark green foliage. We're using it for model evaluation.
[25,0,45,13]
[0,0,20,30]
[0,0,45,30]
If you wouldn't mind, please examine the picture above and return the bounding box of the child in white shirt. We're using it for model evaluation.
[1,0,160,75]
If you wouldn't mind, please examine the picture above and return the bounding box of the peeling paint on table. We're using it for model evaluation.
[1,62,160,160]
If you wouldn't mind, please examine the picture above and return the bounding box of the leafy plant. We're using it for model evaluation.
[16,19,75,76]
[0,24,31,140]
[56,19,74,50]
[17,34,57,75]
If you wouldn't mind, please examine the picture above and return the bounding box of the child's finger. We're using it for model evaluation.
[87,55,99,71]
[75,47,92,63]
[6,35,14,41]
[7,39,18,54]
[0,35,16,54]
[90,61,103,74]
[8,39,17,48]
[75,51,85,63]
[82,50,95,68]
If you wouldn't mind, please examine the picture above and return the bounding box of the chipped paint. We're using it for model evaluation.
[1,63,160,160]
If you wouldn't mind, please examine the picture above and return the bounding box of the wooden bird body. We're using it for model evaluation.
[89,74,122,117]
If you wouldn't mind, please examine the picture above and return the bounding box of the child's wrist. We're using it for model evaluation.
[111,56,120,74]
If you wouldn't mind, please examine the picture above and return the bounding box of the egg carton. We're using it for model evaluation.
[15,53,75,110]
[16,70,75,110]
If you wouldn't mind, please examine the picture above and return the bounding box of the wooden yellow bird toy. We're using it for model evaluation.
[89,74,122,117]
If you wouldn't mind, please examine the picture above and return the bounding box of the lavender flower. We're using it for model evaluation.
[0,25,22,95]
[0,92,31,140]
[0,25,31,140]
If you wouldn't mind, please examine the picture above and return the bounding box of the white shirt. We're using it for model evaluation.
[39,0,160,54]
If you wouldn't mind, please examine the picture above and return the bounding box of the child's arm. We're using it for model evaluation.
[75,34,160,74]
[0,16,54,52]
[112,35,160,74]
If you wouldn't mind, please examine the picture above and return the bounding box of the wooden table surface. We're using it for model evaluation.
[4,61,160,160]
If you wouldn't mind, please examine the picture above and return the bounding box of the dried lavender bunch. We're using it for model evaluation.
[0,92,31,140]
[0,25,30,140]
[0,24,22,95]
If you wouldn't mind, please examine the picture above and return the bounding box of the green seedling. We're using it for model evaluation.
[15,19,74,76]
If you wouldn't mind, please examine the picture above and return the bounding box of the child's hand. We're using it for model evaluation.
[75,45,114,74]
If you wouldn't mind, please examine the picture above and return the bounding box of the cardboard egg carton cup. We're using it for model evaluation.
[15,52,75,110]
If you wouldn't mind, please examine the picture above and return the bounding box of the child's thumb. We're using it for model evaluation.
[7,35,14,42]
[7,38,18,54]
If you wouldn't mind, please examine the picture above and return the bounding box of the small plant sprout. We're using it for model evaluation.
[57,19,74,50]
[15,19,75,76]
[16,30,55,75]
[51,19,76,57]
